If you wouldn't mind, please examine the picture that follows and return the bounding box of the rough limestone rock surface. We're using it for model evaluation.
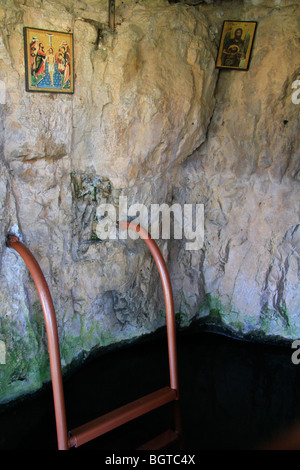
[176,0,300,339]
[0,0,299,403]
[0,0,217,402]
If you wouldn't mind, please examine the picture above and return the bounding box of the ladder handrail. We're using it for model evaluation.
[119,221,179,394]
[6,223,179,449]
[6,235,69,450]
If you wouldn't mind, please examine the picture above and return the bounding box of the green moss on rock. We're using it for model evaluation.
[0,315,50,404]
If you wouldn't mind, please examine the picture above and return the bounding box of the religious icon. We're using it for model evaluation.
[216,21,257,71]
[24,27,74,93]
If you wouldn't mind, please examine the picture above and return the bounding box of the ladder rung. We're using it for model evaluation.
[68,386,177,448]
[137,429,179,450]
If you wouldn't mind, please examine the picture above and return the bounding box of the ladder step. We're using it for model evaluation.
[137,429,179,450]
[68,386,177,448]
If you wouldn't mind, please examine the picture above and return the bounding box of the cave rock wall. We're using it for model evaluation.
[0,0,299,403]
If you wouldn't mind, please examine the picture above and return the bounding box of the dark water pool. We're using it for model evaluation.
[1,328,300,450]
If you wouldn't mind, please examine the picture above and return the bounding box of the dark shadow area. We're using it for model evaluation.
[1,327,300,450]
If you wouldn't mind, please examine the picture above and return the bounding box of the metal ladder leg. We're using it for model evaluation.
[7,235,69,450]
[6,223,182,450]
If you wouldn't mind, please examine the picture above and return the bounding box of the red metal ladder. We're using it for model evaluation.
[6,222,182,450]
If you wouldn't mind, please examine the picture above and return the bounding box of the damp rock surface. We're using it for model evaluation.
[0,0,299,403]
